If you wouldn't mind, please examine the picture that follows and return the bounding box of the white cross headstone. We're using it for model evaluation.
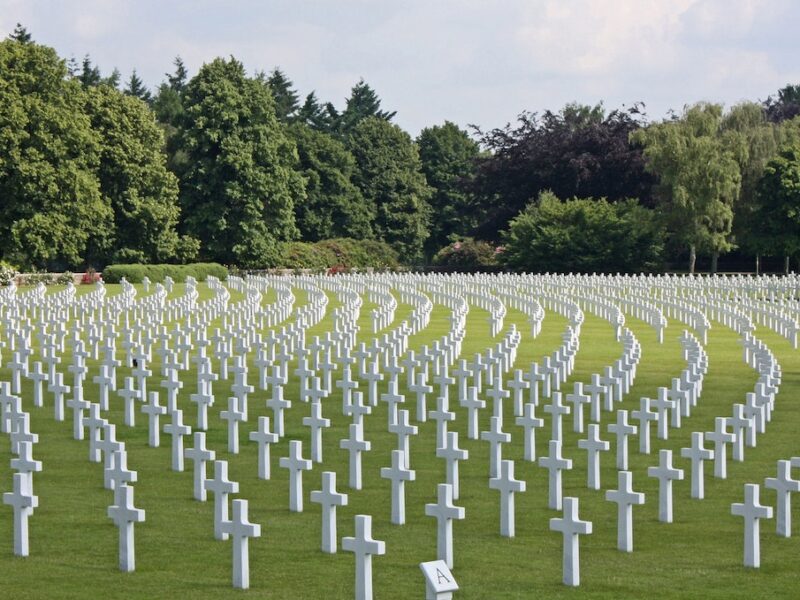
[515,402,543,462]
[279,440,313,512]
[425,483,465,569]
[220,396,244,454]
[539,439,573,510]
[341,423,371,490]
[481,416,511,479]
[220,498,261,589]
[489,458,526,537]
[577,423,609,490]
[680,431,714,499]
[310,470,348,553]
[436,431,468,500]
[605,470,645,552]
[608,409,636,470]
[185,431,216,501]
[205,460,240,540]
[141,391,166,448]
[647,449,684,523]
[107,484,145,572]
[342,514,386,600]
[3,471,38,556]
[303,401,331,463]
[731,483,773,568]
[764,459,799,537]
[380,449,416,525]
[706,416,735,479]
[249,416,278,479]
[549,496,592,586]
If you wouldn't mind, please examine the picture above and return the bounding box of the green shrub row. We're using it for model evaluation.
[279,238,400,270]
[102,263,228,284]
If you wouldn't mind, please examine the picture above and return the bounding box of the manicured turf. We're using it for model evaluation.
[0,279,798,599]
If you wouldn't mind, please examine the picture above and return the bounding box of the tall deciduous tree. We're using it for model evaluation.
[471,103,654,240]
[83,85,197,264]
[347,117,431,260]
[753,144,800,273]
[765,84,800,123]
[631,103,741,273]
[179,57,305,267]
[0,37,113,268]
[416,121,480,256]
[289,123,372,241]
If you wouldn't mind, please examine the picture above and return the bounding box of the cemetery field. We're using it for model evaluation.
[0,276,799,599]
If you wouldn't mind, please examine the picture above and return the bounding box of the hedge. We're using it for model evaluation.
[102,263,228,284]
[279,238,400,270]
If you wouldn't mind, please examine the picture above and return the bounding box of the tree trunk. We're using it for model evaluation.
[711,252,718,274]
[785,255,790,275]
[755,254,760,276]
[688,245,696,274]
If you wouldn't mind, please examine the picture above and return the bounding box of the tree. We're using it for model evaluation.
[9,24,32,43]
[471,103,654,240]
[167,56,188,92]
[153,57,190,178]
[267,68,299,122]
[753,144,800,273]
[103,68,121,89]
[765,84,800,123]
[289,123,373,241]
[347,117,432,261]
[501,192,664,273]
[338,79,396,135]
[721,102,783,270]
[0,37,112,268]
[297,91,331,131]
[178,57,305,267]
[631,103,741,273]
[82,85,197,264]
[79,54,102,87]
[416,121,480,256]
[124,69,151,103]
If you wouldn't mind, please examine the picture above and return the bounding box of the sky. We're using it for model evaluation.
[2,0,798,135]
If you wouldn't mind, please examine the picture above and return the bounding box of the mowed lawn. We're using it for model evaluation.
[0,279,798,599]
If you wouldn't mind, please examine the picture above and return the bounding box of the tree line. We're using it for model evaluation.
[3,25,800,274]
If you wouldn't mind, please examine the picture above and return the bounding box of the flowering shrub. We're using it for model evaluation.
[0,261,18,286]
[81,268,101,284]
[432,238,499,268]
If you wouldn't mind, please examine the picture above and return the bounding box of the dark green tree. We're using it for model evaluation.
[753,144,800,273]
[0,37,112,268]
[79,54,102,87]
[347,117,431,260]
[103,68,121,89]
[267,68,299,122]
[289,123,372,241]
[501,192,664,273]
[417,121,480,256]
[765,84,800,123]
[167,56,188,92]
[338,79,396,135]
[124,69,151,103]
[179,57,305,267]
[471,103,654,240]
[297,92,330,130]
[9,24,32,43]
[83,85,197,264]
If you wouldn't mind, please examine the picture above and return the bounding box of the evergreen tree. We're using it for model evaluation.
[267,68,299,122]
[298,91,330,130]
[167,56,188,92]
[124,69,152,103]
[9,24,32,43]
[103,68,121,89]
[339,79,396,135]
[79,54,102,88]
[347,117,431,260]
[179,57,305,267]
[417,121,480,256]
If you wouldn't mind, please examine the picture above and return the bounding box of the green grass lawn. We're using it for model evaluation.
[0,279,798,599]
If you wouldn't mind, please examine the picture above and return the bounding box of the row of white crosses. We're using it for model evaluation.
[1,271,798,595]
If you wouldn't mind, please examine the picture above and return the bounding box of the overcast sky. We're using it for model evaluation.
[3,0,798,135]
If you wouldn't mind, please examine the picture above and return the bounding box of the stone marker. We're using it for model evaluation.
[420,559,459,600]
[205,460,239,540]
[249,416,278,480]
[341,423,371,490]
[549,496,592,586]
[608,409,636,470]
[141,391,167,448]
[539,439,572,510]
[380,449,416,525]
[605,470,645,552]
[578,423,609,490]
[3,471,38,556]
[342,514,386,600]
[515,402,543,462]
[631,397,657,454]
[425,483,465,569]
[437,431,468,500]
[706,416,735,479]
[489,459,526,537]
[764,460,799,537]
[647,449,684,523]
[731,483,773,568]
[680,431,714,499]
[185,431,216,501]
[220,499,261,589]
[220,396,244,454]
[279,440,313,512]
[310,471,348,553]
[107,484,145,572]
